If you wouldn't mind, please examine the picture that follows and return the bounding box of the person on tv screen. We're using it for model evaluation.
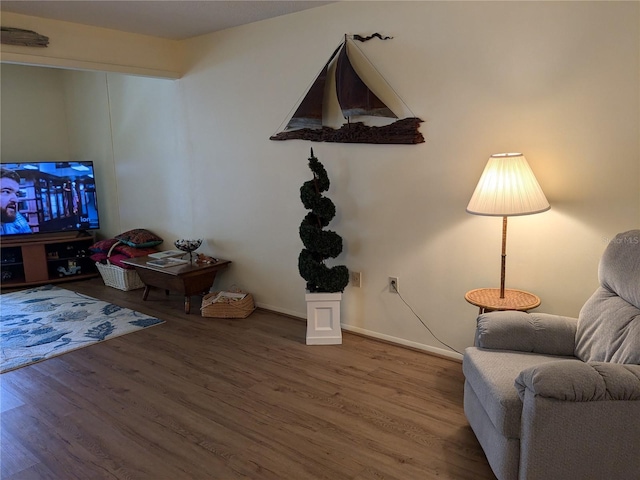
[1,167,32,235]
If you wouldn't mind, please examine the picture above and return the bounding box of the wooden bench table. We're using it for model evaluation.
[121,256,231,314]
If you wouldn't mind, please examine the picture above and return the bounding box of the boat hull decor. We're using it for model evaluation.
[270,33,424,145]
[1,27,49,47]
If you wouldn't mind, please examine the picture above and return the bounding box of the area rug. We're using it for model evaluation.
[1,285,164,373]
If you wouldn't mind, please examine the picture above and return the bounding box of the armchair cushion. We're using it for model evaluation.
[463,347,575,438]
[575,287,640,364]
[475,311,576,356]
[599,230,640,309]
[515,360,640,401]
[575,229,640,365]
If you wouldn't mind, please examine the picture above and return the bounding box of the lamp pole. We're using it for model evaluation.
[500,216,507,299]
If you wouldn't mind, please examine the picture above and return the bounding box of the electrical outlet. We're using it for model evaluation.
[389,276,399,293]
[350,271,362,288]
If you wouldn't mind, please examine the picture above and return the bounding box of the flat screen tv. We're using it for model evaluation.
[1,161,100,237]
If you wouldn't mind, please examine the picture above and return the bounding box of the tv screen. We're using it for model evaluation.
[1,161,100,237]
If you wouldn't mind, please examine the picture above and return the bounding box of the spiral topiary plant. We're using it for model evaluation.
[299,148,349,293]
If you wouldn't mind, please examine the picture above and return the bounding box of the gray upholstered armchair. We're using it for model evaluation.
[463,229,640,480]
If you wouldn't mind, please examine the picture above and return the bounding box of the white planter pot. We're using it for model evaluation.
[305,292,342,345]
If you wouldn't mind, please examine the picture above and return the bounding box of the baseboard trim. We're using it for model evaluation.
[255,302,304,319]
[255,302,463,363]
[341,324,463,362]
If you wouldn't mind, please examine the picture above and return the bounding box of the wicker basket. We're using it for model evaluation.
[201,290,255,318]
[95,241,144,291]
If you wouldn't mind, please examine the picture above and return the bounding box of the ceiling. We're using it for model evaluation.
[0,1,335,40]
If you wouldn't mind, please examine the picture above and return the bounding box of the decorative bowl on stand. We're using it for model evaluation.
[174,239,203,264]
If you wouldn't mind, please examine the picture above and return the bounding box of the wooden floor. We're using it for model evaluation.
[1,279,495,480]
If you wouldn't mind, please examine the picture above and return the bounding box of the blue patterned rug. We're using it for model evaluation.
[1,285,164,373]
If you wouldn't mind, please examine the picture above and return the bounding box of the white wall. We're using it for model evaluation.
[0,64,70,161]
[2,1,638,358]
[102,73,191,241]
[1,65,187,244]
[62,70,119,238]
[177,1,640,356]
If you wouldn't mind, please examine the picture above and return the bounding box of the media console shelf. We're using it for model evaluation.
[1,232,98,289]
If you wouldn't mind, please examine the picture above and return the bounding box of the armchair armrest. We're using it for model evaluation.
[475,311,577,355]
[515,360,640,401]
[516,361,640,479]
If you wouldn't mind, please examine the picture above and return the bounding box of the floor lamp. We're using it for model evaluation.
[466,153,550,299]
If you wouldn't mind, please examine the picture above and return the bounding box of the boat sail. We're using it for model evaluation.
[285,43,342,130]
[270,34,423,144]
[335,40,396,119]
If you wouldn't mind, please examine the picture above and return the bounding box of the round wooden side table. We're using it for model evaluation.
[465,288,541,315]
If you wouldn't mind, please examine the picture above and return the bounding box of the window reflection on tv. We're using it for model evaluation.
[1,161,100,237]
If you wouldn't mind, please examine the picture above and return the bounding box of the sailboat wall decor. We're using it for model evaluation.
[270,34,424,145]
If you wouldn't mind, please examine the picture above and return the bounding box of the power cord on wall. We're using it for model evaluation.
[390,281,463,355]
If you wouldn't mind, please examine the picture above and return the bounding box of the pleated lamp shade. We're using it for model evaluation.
[467,153,550,217]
